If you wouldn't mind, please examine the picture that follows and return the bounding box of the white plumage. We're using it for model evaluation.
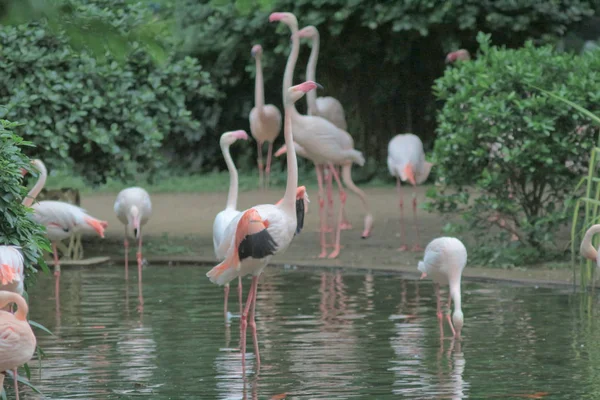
[387,133,432,184]
[114,187,152,239]
[0,246,24,295]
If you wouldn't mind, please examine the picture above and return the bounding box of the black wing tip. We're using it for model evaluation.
[238,229,278,261]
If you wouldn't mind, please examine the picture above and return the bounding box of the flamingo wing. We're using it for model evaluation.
[237,209,278,262]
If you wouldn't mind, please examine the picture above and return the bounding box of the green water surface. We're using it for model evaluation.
[19,265,600,399]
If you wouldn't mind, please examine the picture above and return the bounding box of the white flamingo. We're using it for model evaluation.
[207,81,319,368]
[580,224,600,268]
[418,237,466,339]
[387,133,433,251]
[212,130,249,319]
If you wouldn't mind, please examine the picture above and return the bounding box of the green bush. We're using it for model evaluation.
[427,33,600,265]
[0,124,50,286]
[0,0,219,184]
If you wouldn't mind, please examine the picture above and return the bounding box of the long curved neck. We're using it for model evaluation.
[254,55,265,110]
[305,34,320,115]
[282,22,300,113]
[222,142,239,210]
[450,277,462,314]
[581,224,600,260]
[281,104,298,211]
[1,293,28,321]
[22,161,47,207]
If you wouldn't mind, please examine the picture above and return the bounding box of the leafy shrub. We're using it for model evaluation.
[0,124,50,286]
[0,0,219,184]
[427,33,600,264]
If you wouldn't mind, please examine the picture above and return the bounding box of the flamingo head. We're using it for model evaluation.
[251,44,262,58]
[269,12,298,30]
[452,309,464,339]
[445,49,471,64]
[296,25,318,39]
[220,130,249,148]
[129,205,141,239]
[286,81,322,105]
[297,185,310,214]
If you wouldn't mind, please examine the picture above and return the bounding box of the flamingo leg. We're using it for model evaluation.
[337,166,353,230]
[124,226,129,280]
[265,142,273,189]
[224,283,230,321]
[52,242,60,312]
[13,368,18,400]
[238,276,243,317]
[411,188,423,251]
[325,165,334,235]
[257,141,264,189]
[315,165,328,258]
[341,164,373,238]
[248,275,261,368]
[397,178,408,251]
[330,164,351,231]
[137,229,144,311]
[446,291,456,337]
[435,283,444,339]
[241,276,258,365]
[329,165,345,259]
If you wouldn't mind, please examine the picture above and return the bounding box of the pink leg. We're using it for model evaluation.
[446,291,456,337]
[435,283,444,339]
[52,242,61,313]
[124,226,129,280]
[328,166,345,259]
[265,142,273,189]
[238,276,243,317]
[411,189,423,252]
[224,284,230,320]
[13,368,18,400]
[341,164,373,238]
[137,232,144,311]
[257,141,264,189]
[241,276,258,365]
[397,178,408,251]
[248,275,261,368]
[315,165,328,258]
[330,165,352,232]
[325,166,334,235]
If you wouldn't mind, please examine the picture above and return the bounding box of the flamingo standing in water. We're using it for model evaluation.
[580,224,600,267]
[418,237,466,339]
[22,159,106,308]
[270,12,372,259]
[0,291,37,400]
[387,133,433,251]
[207,80,319,368]
[249,44,282,189]
[114,187,152,308]
[213,130,249,319]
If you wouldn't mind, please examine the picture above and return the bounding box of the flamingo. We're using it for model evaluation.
[387,133,433,251]
[270,12,373,259]
[207,80,319,368]
[445,49,471,63]
[114,187,152,308]
[580,224,600,267]
[0,291,37,400]
[213,130,249,319]
[418,237,467,339]
[249,44,282,189]
[22,159,106,308]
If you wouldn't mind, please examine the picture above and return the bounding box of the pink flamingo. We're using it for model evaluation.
[22,159,106,308]
[0,246,24,298]
[207,81,318,368]
[270,12,373,259]
[0,291,36,400]
[580,224,600,267]
[114,186,152,308]
[387,133,433,251]
[212,130,249,319]
[249,44,282,189]
[445,49,471,63]
[418,237,466,339]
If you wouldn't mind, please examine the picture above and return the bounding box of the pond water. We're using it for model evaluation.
[17,264,600,399]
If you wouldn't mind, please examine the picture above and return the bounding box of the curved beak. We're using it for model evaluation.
[251,48,257,57]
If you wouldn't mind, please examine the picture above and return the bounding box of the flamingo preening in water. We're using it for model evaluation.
[213,130,249,319]
[249,44,282,189]
[418,237,466,339]
[207,80,319,368]
[114,186,152,309]
[387,133,433,251]
[0,291,36,400]
[580,224,600,267]
[271,12,372,259]
[21,159,106,310]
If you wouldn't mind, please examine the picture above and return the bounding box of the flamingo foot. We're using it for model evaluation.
[316,226,334,233]
[361,228,371,239]
[446,314,456,337]
[328,247,340,259]
[397,245,408,252]
[339,222,353,230]
[420,272,427,280]
[318,250,328,259]
[411,244,424,252]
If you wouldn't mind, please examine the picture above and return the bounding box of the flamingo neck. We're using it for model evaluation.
[281,104,298,212]
[23,160,47,207]
[0,293,28,321]
[222,142,239,210]
[450,277,462,313]
[282,20,300,114]
[254,55,265,111]
[581,224,600,261]
[305,33,320,115]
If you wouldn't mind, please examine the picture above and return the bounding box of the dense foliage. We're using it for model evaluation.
[0,0,219,184]
[0,125,50,286]
[177,0,595,171]
[427,33,600,265]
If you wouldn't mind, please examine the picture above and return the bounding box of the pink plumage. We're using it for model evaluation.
[0,246,24,295]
